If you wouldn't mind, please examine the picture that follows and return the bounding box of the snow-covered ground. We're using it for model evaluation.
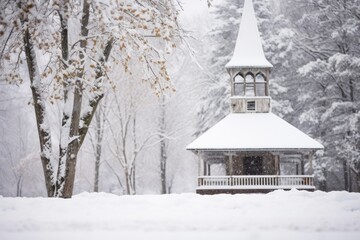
[1,190,360,240]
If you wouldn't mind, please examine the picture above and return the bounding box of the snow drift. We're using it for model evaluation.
[0,190,359,240]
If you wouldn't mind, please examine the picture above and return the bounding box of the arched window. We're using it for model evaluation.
[234,74,244,96]
[255,73,267,96]
[245,73,255,96]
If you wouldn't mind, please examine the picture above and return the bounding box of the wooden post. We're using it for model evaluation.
[296,162,299,175]
[265,71,269,96]
[230,70,236,96]
[229,154,233,175]
[197,152,204,176]
[300,158,305,175]
[206,163,211,176]
[309,152,314,175]
[276,154,281,175]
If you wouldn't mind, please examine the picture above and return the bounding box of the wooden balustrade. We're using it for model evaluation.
[198,175,314,190]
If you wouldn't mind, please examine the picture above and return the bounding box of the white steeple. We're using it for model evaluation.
[225,0,272,69]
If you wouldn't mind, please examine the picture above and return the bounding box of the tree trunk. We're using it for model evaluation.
[125,169,131,195]
[318,168,327,191]
[356,172,360,192]
[16,176,23,197]
[159,97,167,194]
[56,1,71,196]
[21,18,55,197]
[349,78,354,102]
[93,108,102,192]
[56,0,89,198]
[61,80,83,198]
[160,139,167,194]
[131,116,137,194]
[91,51,111,193]
[78,39,113,146]
[349,168,353,192]
[130,165,136,194]
[343,160,350,191]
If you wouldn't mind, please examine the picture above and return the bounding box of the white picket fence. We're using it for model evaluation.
[198,175,314,190]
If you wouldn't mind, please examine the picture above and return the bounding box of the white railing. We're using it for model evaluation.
[198,175,314,190]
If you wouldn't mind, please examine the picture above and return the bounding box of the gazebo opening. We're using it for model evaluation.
[244,156,263,175]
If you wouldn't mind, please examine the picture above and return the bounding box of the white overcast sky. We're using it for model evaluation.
[180,0,213,18]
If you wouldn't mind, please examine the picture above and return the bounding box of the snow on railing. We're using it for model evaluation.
[198,175,314,189]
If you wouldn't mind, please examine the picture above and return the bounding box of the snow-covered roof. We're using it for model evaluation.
[225,0,273,69]
[187,113,324,151]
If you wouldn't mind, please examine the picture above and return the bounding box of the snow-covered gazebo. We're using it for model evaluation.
[187,0,324,194]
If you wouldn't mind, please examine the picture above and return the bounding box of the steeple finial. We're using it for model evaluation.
[226,0,272,69]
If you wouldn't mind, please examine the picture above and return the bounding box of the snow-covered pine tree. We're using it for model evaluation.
[270,0,359,190]
[194,0,240,136]
[293,0,360,191]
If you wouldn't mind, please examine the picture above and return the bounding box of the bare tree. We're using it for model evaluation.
[88,95,109,192]
[0,111,39,196]
[0,0,182,197]
[107,79,159,195]
[159,95,168,194]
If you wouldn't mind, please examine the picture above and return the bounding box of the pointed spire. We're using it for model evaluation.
[226,0,272,69]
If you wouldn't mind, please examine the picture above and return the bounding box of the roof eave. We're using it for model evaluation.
[225,62,273,69]
[186,147,324,152]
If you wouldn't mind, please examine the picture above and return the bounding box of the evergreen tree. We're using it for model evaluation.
[194,0,241,136]
[293,0,360,191]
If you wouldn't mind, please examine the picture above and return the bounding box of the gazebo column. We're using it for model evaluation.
[298,155,305,175]
[205,162,211,176]
[301,158,305,175]
[304,151,314,175]
[227,153,234,175]
[278,153,286,175]
[274,154,280,175]
[197,152,205,176]
[308,151,314,175]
